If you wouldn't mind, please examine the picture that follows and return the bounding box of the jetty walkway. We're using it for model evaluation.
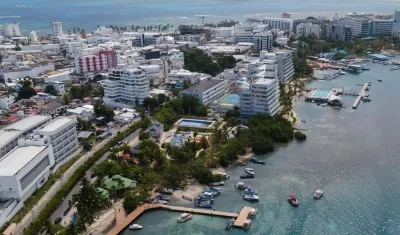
[352,82,369,109]
[107,203,253,234]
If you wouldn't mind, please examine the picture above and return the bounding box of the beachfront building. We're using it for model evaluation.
[3,23,21,37]
[103,67,150,108]
[0,115,52,159]
[30,31,38,42]
[233,23,273,51]
[262,17,293,31]
[333,14,394,38]
[327,24,353,42]
[52,20,63,38]
[180,79,227,105]
[34,117,78,170]
[275,50,295,83]
[394,10,400,31]
[238,77,280,121]
[370,19,394,36]
[296,23,321,38]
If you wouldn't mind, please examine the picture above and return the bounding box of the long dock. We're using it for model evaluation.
[107,203,253,234]
[352,82,369,109]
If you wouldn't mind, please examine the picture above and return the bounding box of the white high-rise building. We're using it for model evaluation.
[394,10,400,31]
[238,77,280,121]
[263,17,293,31]
[234,23,273,51]
[30,31,38,42]
[3,23,21,37]
[52,20,63,37]
[35,117,78,170]
[103,67,150,108]
[296,23,321,38]
[275,50,295,84]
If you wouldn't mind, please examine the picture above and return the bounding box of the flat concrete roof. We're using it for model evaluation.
[254,78,275,85]
[184,79,224,93]
[37,117,74,133]
[0,146,47,176]
[0,115,51,148]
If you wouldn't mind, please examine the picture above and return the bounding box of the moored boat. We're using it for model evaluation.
[243,194,260,202]
[235,182,247,190]
[288,194,299,207]
[250,157,265,165]
[209,181,224,186]
[245,168,255,175]
[313,190,324,199]
[225,218,235,230]
[177,213,193,223]
[160,188,174,195]
[377,78,382,82]
[240,174,254,179]
[243,219,252,231]
[129,224,143,230]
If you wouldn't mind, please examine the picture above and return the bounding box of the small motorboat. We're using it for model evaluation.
[244,186,257,195]
[160,188,174,195]
[235,182,247,190]
[243,219,252,231]
[321,103,328,107]
[177,213,193,223]
[377,78,382,82]
[249,157,265,165]
[288,194,299,207]
[236,160,247,166]
[240,174,254,179]
[313,190,324,199]
[243,194,260,202]
[248,208,257,218]
[245,168,255,175]
[338,69,346,75]
[129,224,143,230]
[301,120,306,123]
[225,218,235,230]
[156,194,170,201]
[156,199,168,205]
[209,181,224,186]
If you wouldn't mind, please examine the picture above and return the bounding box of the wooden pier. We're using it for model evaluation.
[352,82,369,109]
[107,203,254,234]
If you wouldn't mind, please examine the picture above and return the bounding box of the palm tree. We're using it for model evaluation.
[44,219,58,235]
[65,224,79,235]
[73,178,108,229]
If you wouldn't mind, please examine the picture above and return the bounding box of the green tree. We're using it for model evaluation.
[123,190,150,213]
[17,80,36,100]
[94,104,115,122]
[64,224,79,235]
[183,48,221,76]
[139,131,150,140]
[138,139,163,164]
[226,117,240,127]
[143,97,159,112]
[62,93,71,105]
[73,178,108,230]
[44,85,58,96]
[93,160,123,178]
[77,118,95,131]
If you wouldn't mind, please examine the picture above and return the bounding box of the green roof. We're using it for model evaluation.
[96,187,110,199]
[102,175,136,191]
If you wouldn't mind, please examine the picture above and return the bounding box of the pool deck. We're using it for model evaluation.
[176,118,216,129]
[107,203,254,234]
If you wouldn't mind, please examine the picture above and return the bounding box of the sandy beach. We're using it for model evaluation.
[171,184,204,201]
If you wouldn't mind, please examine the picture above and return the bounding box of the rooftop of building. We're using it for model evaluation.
[0,145,47,176]
[183,79,224,93]
[37,117,74,133]
[254,78,276,85]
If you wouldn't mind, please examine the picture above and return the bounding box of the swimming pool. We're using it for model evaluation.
[312,90,331,98]
[177,119,215,128]
[220,93,240,105]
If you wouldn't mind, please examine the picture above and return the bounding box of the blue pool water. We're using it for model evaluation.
[220,93,240,105]
[178,119,213,128]
[312,90,331,98]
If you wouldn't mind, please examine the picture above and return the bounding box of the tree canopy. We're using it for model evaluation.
[17,80,36,100]
[94,104,115,122]
[184,48,221,76]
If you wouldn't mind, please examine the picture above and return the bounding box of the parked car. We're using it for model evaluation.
[54,217,62,224]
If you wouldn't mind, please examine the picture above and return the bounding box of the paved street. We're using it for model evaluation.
[50,127,141,225]
[11,120,141,235]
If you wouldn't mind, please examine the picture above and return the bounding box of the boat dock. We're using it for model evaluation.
[352,82,369,109]
[107,203,255,234]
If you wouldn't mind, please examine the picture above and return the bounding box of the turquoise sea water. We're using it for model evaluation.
[121,62,400,234]
[1,0,400,34]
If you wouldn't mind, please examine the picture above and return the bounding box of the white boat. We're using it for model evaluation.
[235,182,247,190]
[313,190,324,199]
[377,78,382,82]
[245,168,255,175]
[321,103,328,107]
[338,69,346,75]
[177,213,193,223]
[129,224,143,230]
[243,194,260,201]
